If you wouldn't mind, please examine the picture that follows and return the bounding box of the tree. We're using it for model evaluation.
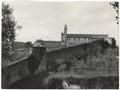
[110,2,119,24]
[2,2,21,62]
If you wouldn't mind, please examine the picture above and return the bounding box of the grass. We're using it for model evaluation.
[13,49,30,60]
[43,71,119,89]
[43,47,119,89]
[2,48,30,67]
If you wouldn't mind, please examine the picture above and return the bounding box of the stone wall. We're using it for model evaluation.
[41,40,111,72]
[2,46,46,88]
[2,57,30,88]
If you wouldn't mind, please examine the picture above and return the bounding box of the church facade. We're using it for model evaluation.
[61,25,115,47]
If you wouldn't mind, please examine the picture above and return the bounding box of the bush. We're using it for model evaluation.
[58,64,67,72]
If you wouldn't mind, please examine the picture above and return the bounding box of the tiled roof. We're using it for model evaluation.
[67,34,108,38]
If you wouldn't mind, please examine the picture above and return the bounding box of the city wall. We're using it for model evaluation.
[41,40,111,71]
[2,40,112,88]
[2,47,46,88]
[2,57,30,88]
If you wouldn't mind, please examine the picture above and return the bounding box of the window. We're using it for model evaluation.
[88,38,90,41]
[83,38,85,41]
[81,38,83,41]
[69,38,70,40]
[87,38,89,41]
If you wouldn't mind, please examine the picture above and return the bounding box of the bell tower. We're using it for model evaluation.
[64,24,67,35]
[61,25,68,47]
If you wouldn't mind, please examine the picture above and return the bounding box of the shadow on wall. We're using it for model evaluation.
[27,47,46,74]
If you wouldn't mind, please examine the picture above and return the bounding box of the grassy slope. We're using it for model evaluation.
[13,41,26,50]
[8,40,119,89]
[2,41,30,67]
[47,47,119,77]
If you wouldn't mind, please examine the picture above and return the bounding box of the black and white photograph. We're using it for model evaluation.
[2,1,119,89]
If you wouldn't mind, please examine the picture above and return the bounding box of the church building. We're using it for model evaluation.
[34,25,116,51]
[61,25,115,47]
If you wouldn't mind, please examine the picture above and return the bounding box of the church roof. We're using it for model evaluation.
[67,34,108,38]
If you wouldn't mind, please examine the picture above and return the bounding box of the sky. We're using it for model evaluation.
[5,1,119,45]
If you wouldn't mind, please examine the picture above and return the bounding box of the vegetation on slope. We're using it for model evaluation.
[41,40,119,89]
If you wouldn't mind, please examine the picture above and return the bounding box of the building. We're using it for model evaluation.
[34,39,61,52]
[34,25,116,51]
[42,40,61,51]
[61,25,115,47]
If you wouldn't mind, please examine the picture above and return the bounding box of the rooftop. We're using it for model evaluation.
[67,34,108,38]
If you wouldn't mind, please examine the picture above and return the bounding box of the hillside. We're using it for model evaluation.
[13,41,26,50]
[37,40,119,88]
[8,40,119,89]
[40,40,118,72]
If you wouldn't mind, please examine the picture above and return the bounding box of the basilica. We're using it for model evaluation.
[61,25,115,47]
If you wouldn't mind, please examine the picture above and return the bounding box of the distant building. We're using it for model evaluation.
[34,39,61,52]
[42,41,61,51]
[34,39,44,47]
[61,25,115,47]
[34,25,116,51]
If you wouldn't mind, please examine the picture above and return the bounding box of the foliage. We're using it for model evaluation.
[71,48,118,74]
[58,64,67,72]
[110,2,119,24]
[13,49,30,61]
[2,2,21,61]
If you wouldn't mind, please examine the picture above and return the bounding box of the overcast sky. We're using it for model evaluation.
[5,1,119,45]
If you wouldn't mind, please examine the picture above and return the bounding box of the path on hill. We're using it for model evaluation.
[8,72,49,89]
